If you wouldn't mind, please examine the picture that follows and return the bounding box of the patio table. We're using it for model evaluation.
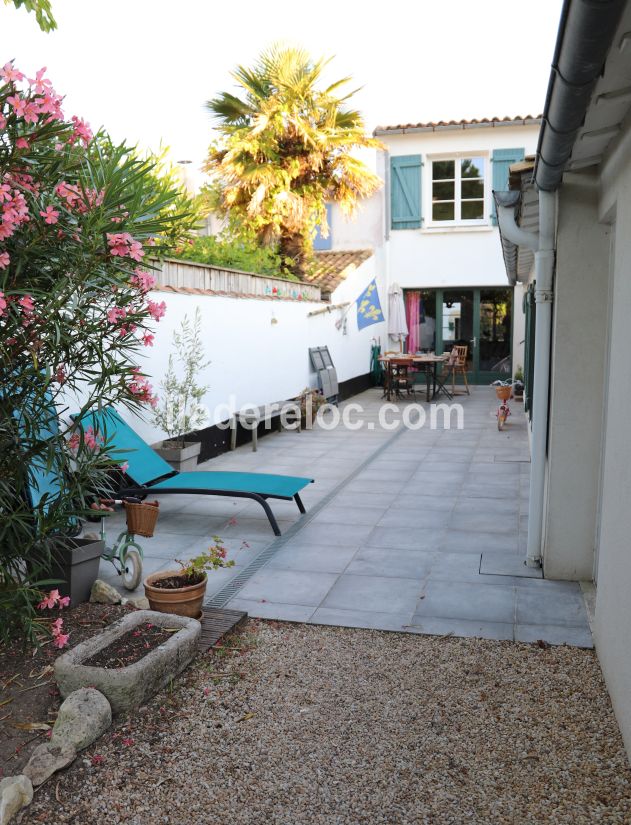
[380,354,450,403]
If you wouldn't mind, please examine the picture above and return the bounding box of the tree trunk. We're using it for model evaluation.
[278,231,312,279]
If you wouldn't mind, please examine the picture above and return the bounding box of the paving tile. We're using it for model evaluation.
[439,529,520,554]
[224,598,315,623]
[406,616,514,641]
[515,623,593,648]
[452,497,520,516]
[426,552,483,582]
[309,607,413,633]
[366,526,444,551]
[311,505,387,527]
[515,588,589,628]
[377,509,452,529]
[266,544,357,573]
[413,580,516,623]
[389,494,458,512]
[235,569,338,607]
[346,547,433,579]
[480,552,543,578]
[296,522,374,546]
[321,574,423,614]
[449,510,520,534]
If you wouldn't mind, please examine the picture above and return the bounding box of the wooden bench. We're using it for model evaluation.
[229,402,304,452]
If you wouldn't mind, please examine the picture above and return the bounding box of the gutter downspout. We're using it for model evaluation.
[498,190,556,568]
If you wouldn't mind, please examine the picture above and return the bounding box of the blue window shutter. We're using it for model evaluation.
[314,203,333,250]
[491,148,525,225]
[390,155,422,229]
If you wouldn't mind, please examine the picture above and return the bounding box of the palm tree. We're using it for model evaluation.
[205,46,382,277]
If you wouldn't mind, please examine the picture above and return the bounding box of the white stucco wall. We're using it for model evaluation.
[542,173,611,581]
[118,259,385,446]
[590,125,631,757]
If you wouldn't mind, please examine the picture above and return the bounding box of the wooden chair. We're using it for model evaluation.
[444,345,470,395]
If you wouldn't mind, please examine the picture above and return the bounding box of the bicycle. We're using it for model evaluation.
[493,381,513,431]
[89,497,159,590]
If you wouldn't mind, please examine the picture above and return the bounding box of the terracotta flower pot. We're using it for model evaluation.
[143,570,207,619]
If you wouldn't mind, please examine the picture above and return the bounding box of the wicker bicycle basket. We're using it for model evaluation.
[494,385,512,402]
[124,500,159,537]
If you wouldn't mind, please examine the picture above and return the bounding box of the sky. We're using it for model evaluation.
[0,0,563,187]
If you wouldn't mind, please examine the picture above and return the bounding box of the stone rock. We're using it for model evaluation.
[50,688,112,752]
[22,742,77,787]
[0,775,33,825]
[126,596,150,610]
[90,579,121,605]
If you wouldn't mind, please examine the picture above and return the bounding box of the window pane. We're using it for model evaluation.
[462,179,484,199]
[462,157,484,178]
[433,202,455,221]
[433,160,455,180]
[462,200,484,220]
[432,181,454,200]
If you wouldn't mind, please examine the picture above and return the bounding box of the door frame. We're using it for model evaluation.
[434,287,513,383]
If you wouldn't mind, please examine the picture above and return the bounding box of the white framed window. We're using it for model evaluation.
[429,155,487,226]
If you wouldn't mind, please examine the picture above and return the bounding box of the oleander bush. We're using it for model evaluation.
[0,61,196,642]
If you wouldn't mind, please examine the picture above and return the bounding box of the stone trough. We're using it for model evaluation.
[54,610,201,714]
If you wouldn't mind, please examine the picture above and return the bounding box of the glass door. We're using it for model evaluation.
[478,288,513,382]
[434,287,513,383]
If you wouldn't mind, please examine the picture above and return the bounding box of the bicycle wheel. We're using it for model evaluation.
[497,408,507,431]
[121,548,142,591]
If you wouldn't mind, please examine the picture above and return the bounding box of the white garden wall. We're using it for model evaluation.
[122,257,386,445]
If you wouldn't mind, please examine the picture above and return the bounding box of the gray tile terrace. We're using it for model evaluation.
[97,388,592,648]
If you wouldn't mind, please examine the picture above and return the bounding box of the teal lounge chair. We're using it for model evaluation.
[76,409,313,536]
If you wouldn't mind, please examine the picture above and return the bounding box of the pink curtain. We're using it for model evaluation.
[406,291,421,353]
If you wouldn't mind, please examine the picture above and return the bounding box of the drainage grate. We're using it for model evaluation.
[205,421,408,609]
[198,607,248,651]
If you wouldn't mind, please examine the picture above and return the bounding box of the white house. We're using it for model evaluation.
[494,0,631,757]
[322,117,540,380]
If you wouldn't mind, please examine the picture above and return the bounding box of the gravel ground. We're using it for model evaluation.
[24,621,631,825]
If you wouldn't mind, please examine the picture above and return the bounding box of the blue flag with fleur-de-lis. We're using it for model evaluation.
[356,279,383,330]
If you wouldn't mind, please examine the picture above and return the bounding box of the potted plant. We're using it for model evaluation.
[513,365,525,401]
[152,308,210,472]
[143,538,234,619]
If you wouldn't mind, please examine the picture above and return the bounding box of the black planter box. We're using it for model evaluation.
[50,537,104,606]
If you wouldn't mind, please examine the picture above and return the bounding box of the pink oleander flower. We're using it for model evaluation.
[146,299,166,322]
[146,237,157,247]
[67,432,80,451]
[107,306,127,324]
[0,114,7,130]
[40,205,60,225]
[29,67,52,95]
[52,633,70,649]
[128,368,157,407]
[69,115,92,146]
[18,295,34,314]
[15,137,29,149]
[51,618,64,634]
[6,94,27,118]
[38,589,61,610]
[1,62,24,83]
[0,291,6,317]
[120,462,129,474]
[142,332,154,347]
[131,269,156,293]
[84,426,102,452]
[0,252,9,270]
[58,595,70,609]
[22,101,40,125]
[0,185,10,204]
